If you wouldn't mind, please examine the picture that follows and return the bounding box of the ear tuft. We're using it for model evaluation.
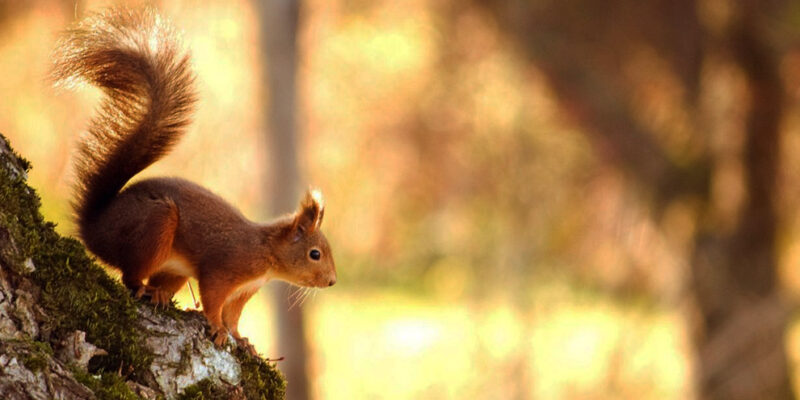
[308,188,324,210]
[293,187,325,235]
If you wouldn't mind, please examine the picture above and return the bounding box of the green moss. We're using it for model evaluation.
[176,353,286,400]
[6,338,55,373]
[0,134,152,380]
[235,349,286,400]
[0,142,46,272]
[20,340,54,372]
[176,351,286,400]
[32,234,154,377]
[177,378,230,400]
[148,297,185,320]
[0,339,51,374]
[72,369,142,400]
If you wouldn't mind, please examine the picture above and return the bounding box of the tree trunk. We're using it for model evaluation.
[0,133,285,399]
[690,3,792,398]
[255,0,311,399]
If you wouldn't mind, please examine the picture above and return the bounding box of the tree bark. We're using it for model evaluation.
[255,0,311,399]
[690,3,792,398]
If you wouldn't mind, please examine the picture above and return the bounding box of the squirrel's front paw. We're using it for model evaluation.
[149,288,173,308]
[132,285,149,300]
[131,285,172,309]
[210,326,230,347]
[131,285,159,300]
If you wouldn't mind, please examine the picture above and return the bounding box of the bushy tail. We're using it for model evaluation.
[52,8,196,226]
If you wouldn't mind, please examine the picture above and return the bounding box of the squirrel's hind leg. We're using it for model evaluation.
[118,197,180,297]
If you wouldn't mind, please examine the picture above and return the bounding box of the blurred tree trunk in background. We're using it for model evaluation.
[689,3,789,397]
[256,0,310,399]
[477,0,793,398]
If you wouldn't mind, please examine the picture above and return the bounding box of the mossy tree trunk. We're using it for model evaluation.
[0,133,286,399]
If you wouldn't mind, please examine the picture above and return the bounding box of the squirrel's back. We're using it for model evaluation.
[52,8,196,230]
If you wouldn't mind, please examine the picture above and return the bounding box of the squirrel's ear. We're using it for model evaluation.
[293,188,324,236]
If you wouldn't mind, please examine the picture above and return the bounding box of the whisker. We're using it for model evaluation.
[287,296,300,311]
[288,286,304,301]
[307,288,317,305]
[299,288,311,307]
[288,287,308,310]
[300,287,317,307]
[285,283,302,302]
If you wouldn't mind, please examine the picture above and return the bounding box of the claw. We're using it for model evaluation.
[149,288,173,308]
[133,285,148,300]
[210,326,229,347]
[132,285,173,309]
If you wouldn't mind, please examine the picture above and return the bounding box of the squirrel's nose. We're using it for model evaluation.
[328,278,336,287]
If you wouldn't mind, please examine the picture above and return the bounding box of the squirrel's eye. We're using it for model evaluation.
[309,249,321,261]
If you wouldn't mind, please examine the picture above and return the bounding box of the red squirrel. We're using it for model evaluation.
[52,8,336,353]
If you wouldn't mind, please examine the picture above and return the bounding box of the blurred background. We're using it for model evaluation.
[4,0,800,399]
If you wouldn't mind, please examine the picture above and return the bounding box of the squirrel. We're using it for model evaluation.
[52,8,336,354]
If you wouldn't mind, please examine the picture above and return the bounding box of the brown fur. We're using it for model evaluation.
[53,8,336,353]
